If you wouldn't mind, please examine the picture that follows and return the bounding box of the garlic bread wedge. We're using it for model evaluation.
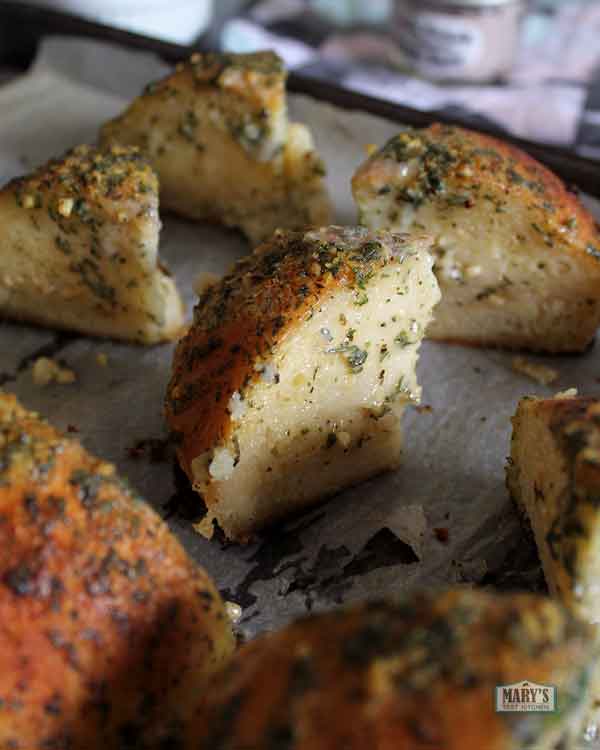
[100,51,331,244]
[353,124,600,353]
[166,226,440,542]
[192,589,598,750]
[0,144,184,343]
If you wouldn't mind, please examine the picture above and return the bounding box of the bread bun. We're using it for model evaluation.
[0,392,234,748]
[193,589,597,750]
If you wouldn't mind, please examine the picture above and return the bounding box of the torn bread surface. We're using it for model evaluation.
[353,123,600,353]
[0,144,184,343]
[166,226,440,542]
[101,51,331,244]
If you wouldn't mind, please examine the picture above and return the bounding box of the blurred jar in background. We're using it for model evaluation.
[9,0,214,43]
[393,0,524,82]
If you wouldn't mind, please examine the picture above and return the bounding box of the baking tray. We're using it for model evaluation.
[0,0,599,665]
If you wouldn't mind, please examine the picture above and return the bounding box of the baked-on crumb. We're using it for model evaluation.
[353,123,600,353]
[165,226,440,542]
[0,392,234,748]
[101,51,331,244]
[511,356,559,385]
[31,356,76,386]
[434,526,450,543]
[225,601,243,624]
[0,144,184,343]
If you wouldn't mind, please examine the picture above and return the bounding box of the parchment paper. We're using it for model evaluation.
[2,39,600,651]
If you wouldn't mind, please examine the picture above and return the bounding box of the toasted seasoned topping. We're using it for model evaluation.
[9,144,156,210]
[180,50,284,86]
[547,397,600,465]
[191,227,397,334]
[511,356,559,386]
[357,124,600,265]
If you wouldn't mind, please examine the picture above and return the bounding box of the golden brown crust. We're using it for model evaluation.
[165,226,420,483]
[0,392,234,749]
[353,123,600,268]
[192,590,596,750]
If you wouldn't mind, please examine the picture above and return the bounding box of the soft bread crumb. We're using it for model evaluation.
[584,723,598,743]
[511,356,559,386]
[32,357,76,386]
[225,601,242,624]
[554,388,578,399]
[337,431,351,449]
[228,392,246,421]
